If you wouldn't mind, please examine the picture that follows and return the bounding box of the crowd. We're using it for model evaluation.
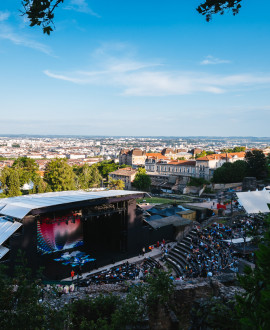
[179,224,237,279]
[78,257,163,286]
[167,212,266,279]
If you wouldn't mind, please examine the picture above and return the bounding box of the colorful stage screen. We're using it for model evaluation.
[37,213,83,254]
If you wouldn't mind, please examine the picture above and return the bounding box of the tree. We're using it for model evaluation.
[0,253,65,329]
[73,164,102,189]
[0,167,22,197]
[108,177,125,190]
[12,157,39,187]
[213,160,248,183]
[197,0,242,22]
[21,0,244,34]
[31,175,51,194]
[133,168,151,191]
[245,150,268,179]
[195,150,207,159]
[21,0,64,35]
[44,158,76,191]
[235,216,270,329]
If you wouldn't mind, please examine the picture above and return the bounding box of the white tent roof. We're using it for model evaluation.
[0,245,9,259]
[0,217,22,245]
[0,190,145,219]
[236,190,270,214]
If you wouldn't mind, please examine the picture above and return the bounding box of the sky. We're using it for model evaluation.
[0,0,270,136]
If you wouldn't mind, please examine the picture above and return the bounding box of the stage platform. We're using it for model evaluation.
[63,245,165,281]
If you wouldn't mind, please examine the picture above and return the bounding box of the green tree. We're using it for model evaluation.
[12,157,39,187]
[245,150,268,179]
[97,161,128,179]
[44,158,76,191]
[0,253,65,329]
[31,175,51,193]
[235,216,270,329]
[213,160,248,183]
[108,177,125,190]
[195,150,207,159]
[197,0,242,22]
[0,167,22,197]
[233,146,246,152]
[133,168,151,191]
[90,164,102,187]
[21,0,243,34]
[73,164,102,189]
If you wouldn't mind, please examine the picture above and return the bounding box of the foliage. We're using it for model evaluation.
[195,150,215,159]
[195,150,207,158]
[12,143,20,148]
[235,216,270,329]
[221,146,246,153]
[97,161,128,179]
[0,253,65,329]
[21,0,64,35]
[145,268,174,308]
[213,160,248,183]
[0,167,22,197]
[197,0,242,22]
[188,177,209,187]
[133,168,151,191]
[44,158,76,191]
[73,164,102,189]
[108,177,125,190]
[31,175,51,194]
[12,157,39,187]
[69,294,122,329]
[190,297,239,329]
[20,0,244,34]
[245,150,268,179]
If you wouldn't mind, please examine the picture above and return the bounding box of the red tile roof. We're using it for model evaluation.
[196,152,245,161]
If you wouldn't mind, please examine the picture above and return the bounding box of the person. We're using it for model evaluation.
[71,269,75,281]
[142,247,145,256]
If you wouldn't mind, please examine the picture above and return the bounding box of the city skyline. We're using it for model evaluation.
[0,1,270,136]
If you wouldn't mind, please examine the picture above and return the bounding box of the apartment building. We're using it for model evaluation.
[119,149,146,167]
[109,167,137,190]
[196,152,246,180]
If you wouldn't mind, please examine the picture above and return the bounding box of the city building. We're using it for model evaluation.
[109,167,137,189]
[196,152,246,180]
[119,149,146,167]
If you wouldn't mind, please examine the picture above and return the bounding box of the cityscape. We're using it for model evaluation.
[0,0,270,329]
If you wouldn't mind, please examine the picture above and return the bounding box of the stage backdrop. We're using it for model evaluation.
[37,213,83,254]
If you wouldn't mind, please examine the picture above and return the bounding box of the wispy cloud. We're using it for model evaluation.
[64,0,100,17]
[0,11,10,22]
[200,55,231,65]
[0,24,53,55]
[44,44,270,96]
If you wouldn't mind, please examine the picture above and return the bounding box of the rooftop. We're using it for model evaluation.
[0,190,145,220]
[109,167,137,176]
[146,215,192,229]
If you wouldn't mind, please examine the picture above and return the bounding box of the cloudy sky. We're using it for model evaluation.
[0,0,270,136]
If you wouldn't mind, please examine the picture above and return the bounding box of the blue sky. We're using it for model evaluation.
[0,0,270,136]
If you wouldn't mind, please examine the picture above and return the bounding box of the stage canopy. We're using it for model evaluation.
[0,190,146,220]
[236,191,270,214]
[0,217,22,245]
